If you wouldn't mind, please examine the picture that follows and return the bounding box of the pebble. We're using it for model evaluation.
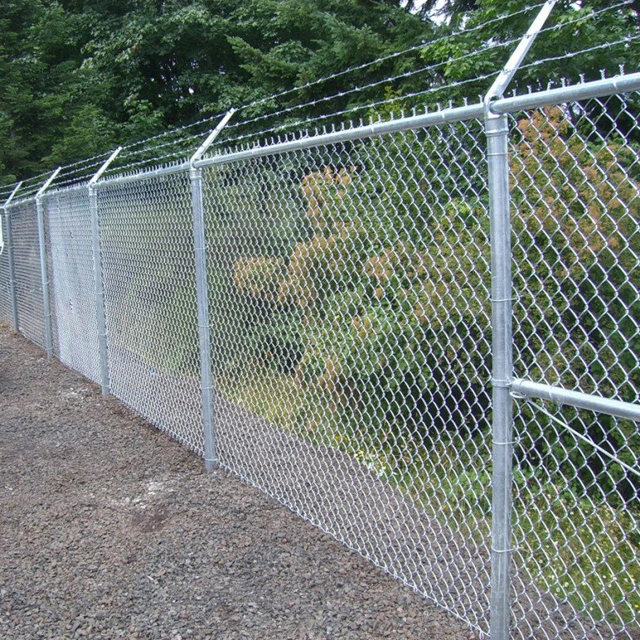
[0,327,472,640]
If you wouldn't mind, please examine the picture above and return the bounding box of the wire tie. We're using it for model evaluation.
[490,296,514,303]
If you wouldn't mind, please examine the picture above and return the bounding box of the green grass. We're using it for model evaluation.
[215,365,639,627]
[513,482,640,625]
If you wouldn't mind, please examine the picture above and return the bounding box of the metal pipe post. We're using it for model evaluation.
[35,168,61,359]
[3,182,22,331]
[190,109,235,472]
[6,208,19,331]
[486,112,514,640]
[191,166,217,471]
[483,4,557,636]
[89,147,122,396]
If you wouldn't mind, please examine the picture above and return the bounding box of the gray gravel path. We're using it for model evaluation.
[0,326,474,640]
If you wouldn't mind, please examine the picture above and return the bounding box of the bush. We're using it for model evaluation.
[511,106,640,503]
[227,108,640,506]
[232,130,493,447]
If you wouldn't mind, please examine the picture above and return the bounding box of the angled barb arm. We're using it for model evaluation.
[36,167,62,199]
[190,109,237,166]
[1,181,23,256]
[89,147,122,187]
[485,0,558,110]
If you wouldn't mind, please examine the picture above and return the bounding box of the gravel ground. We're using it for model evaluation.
[0,325,474,640]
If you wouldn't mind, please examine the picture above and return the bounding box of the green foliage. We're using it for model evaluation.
[0,0,434,181]
[229,128,492,449]
[510,106,640,503]
[417,0,640,114]
[1,0,639,184]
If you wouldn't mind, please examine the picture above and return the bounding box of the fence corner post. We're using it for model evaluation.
[190,109,236,472]
[2,182,23,332]
[89,147,122,396]
[36,168,62,360]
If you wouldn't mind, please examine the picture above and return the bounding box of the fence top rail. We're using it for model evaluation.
[5,195,38,209]
[491,71,640,115]
[194,103,486,168]
[6,180,91,207]
[93,160,190,190]
[197,72,640,168]
[8,71,637,196]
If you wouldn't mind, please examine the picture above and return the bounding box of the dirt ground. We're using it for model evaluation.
[0,325,475,640]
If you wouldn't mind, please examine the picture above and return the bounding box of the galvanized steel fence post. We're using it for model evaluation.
[89,148,122,395]
[190,109,235,472]
[483,2,558,637]
[485,110,514,640]
[2,182,22,331]
[35,168,61,360]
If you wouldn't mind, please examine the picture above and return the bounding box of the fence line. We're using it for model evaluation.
[1,68,639,640]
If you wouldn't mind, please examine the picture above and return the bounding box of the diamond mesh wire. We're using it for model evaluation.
[509,95,640,638]
[9,200,46,348]
[1,75,638,640]
[202,122,494,634]
[44,187,102,384]
[97,171,204,455]
[0,213,11,324]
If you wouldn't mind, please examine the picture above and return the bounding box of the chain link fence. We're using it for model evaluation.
[508,97,640,638]
[0,214,11,324]
[202,124,495,633]
[44,186,102,383]
[98,173,204,454]
[0,76,638,639]
[9,199,47,348]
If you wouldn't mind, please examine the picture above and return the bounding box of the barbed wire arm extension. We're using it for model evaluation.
[0,181,23,257]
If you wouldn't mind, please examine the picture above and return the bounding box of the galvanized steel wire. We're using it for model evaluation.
[1,22,639,640]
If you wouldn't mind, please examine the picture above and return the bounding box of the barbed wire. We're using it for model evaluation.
[220,40,519,138]
[54,158,112,187]
[213,72,496,153]
[517,32,640,78]
[2,0,635,189]
[4,170,55,200]
[213,58,631,156]
[105,1,553,160]
[237,1,549,113]
[118,115,227,153]
[1,152,111,199]
[55,150,112,173]
[218,0,631,144]
[103,149,191,178]
[117,131,201,164]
